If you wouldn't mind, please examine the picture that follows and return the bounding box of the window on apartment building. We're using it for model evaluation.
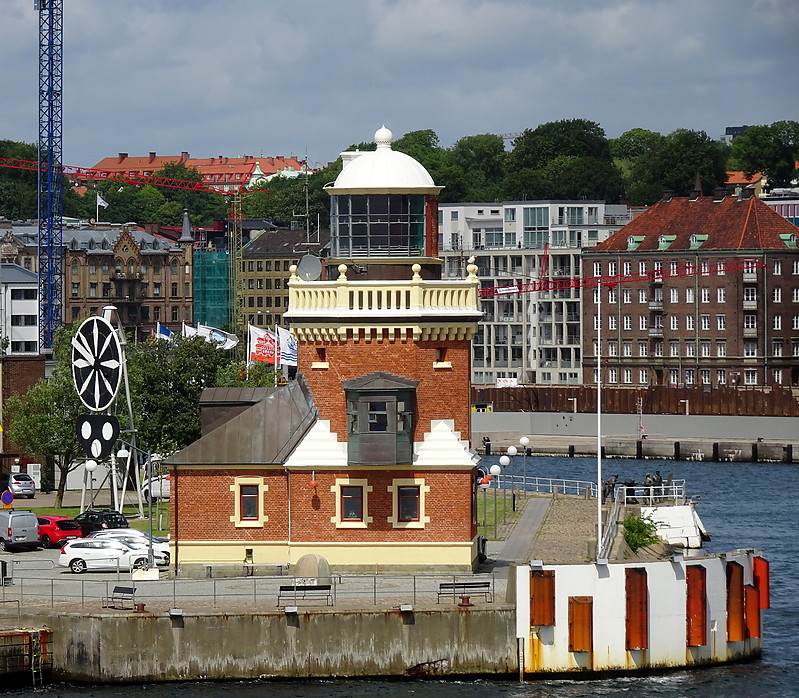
[792,260,799,275]
[608,368,617,384]
[623,369,632,384]
[670,288,678,303]
[608,316,617,330]
[623,261,631,276]
[608,288,617,303]
[773,341,783,357]
[171,282,178,297]
[185,282,190,297]
[685,261,695,275]
[608,342,618,356]
[716,287,725,303]
[638,261,647,275]
[608,261,617,276]
[701,260,710,276]
[670,261,679,276]
[669,368,678,384]
[10,289,37,300]
[639,369,648,385]
[793,315,799,330]
[153,282,162,297]
[622,315,630,330]
[717,314,726,330]
[744,314,756,329]
[793,288,799,302]
[638,288,648,303]
[700,314,710,331]
[717,369,726,384]
[686,288,695,303]
[744,287,757,302]
[670,341,680,357]
[773,261,782,275]
[171,306,179,322]
[700,341,711,357]
[593,262,601,277]
[744,369,758,385]
[744,341,757,357]
[771,287,782,303]
[89,283,97,298]
[639,315,647,330]
[639,341,648,357]
[700,288,710,303]
[686,315,694,331]
[685,369,695,385]
[71,282,79,298]
[10,315,36,326]
[685,341,695,357]
[717,340,726,357]
[623,289,631,304]
[670,316,678,331]
[773,368,783,384]
[774,316,782,330]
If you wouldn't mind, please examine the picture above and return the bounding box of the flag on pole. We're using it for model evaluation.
[277,326,298,366]
[154,323,174,342]
[182,322,197,338]
[96,193,109,208]
[248,324,278,364]
[197,324,239,350]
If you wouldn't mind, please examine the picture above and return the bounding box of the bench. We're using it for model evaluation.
[437,581,492,604]
[277,584,333,607]
[102,585,136,610]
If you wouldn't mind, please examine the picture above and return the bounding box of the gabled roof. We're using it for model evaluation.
[592,195,799,253]
[167,377,317,466]
[342,372,418,391]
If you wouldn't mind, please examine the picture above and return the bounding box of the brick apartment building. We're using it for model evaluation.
[168,127,483,574]
[583,190,799,389]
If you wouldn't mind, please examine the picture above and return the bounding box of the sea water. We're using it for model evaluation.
[9,457,798,697]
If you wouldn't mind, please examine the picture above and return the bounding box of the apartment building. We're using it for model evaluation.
[438,201,630,386]
[0,263,39,355]
[583,190,799,388]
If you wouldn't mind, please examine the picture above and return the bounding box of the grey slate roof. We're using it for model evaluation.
[167,375,317,467]
[0,263,37,283]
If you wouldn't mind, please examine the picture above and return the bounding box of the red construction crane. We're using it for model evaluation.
[478,259,765,298]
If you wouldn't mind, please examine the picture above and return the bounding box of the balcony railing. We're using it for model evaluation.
[742,300,757,310]
[648,327,664,337]
[648,299,663,310]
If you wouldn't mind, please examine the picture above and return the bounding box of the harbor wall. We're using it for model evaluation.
[25,607,517,682]
[473,413,799,461]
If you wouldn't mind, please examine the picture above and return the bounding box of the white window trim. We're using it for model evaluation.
[331,477,372,529]
[229,476,269,528]
[387,477,430,529]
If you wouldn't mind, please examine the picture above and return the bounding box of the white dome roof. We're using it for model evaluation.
[326,126,442,194]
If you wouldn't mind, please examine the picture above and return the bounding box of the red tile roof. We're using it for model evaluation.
[593,195,799,253]
[726,170,761,185]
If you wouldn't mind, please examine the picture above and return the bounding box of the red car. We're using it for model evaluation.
[36,515,83,548]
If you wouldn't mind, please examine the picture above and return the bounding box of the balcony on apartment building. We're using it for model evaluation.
[648,298,664,310]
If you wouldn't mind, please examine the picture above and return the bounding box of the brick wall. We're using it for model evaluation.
[1,355,45,464]
[299,334,473,443]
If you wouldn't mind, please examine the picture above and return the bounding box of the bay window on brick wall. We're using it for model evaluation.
[387,478,430,529]
[331,478,372,529]
[229,476,268,528]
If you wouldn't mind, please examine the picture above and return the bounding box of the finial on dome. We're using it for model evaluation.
[374,125,393,148]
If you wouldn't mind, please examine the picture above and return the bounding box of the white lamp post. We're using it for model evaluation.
[519,436,529,494]
[114,447,130,513]
[490,463,502,539]
[85,459,98,509]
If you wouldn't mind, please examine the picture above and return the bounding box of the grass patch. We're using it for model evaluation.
[21,502,171,538]
[476,488,526,541]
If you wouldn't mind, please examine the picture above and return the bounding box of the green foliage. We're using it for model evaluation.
[621,513,660,552]
[730,120,799,189]
[216,361,278,388]
[4,323,83,506]
[510,119,612,172]
[125,336,231,453]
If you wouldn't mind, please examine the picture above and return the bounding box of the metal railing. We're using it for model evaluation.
[0,573,500,612]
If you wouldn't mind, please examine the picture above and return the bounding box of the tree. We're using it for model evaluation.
[655,129,728,197]
[216,361,278,387]
[125,336,231,453]
[510,119,612,172]
[4,325,83,507]
[731,121,799,189]
[447,134,507,202]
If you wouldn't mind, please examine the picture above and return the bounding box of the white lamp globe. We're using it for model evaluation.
[507,445,518,456]
[489,464,502,476]
[520,436,529,447]
[498,456,510,468]
[85,459,98,473]
[117,448,130,460]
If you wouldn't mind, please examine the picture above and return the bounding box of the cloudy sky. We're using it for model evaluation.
[2,0,797,170]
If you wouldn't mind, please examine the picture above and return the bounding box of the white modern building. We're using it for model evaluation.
[0,263,39,355]
[438,201,630,386]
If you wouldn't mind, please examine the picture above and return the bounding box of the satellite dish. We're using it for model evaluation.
[296,254,322,281]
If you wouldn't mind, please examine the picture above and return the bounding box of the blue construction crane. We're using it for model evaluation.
[36,0,63,351]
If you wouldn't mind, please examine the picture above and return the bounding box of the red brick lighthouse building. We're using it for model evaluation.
[169,127,482,573]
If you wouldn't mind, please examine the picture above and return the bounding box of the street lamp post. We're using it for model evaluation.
[519,436,529,492]
[84,460,98,509]
[490,463,502,539]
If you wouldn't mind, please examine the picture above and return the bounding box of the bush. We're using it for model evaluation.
[621,513,660,552]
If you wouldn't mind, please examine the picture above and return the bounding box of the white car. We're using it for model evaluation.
[141,474,170,502]
[58,539,163,573]
[87,530,170,565]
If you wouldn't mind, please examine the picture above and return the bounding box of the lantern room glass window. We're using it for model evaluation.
[331,194,426,258]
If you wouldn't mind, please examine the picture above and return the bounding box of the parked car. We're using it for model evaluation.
[0,472,36,499]
[72,510,129,536]
[58,538,153,573]
[0,510,39,551]
[141,474,170,502]
[88,530,170,565]
[37,515,82,548]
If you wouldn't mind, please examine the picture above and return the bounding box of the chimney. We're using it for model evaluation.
[661,190,673,202]
[181,151,189,163]
[712,187,727,202]
[149,151,156,163]
[118,152,128,163]
[740,188,755,200]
